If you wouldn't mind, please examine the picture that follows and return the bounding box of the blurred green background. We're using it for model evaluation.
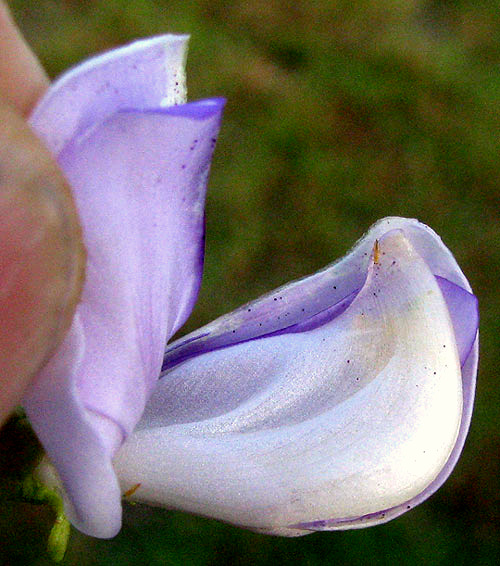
[2,0,499,564]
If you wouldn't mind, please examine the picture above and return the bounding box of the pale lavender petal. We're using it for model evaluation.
[23,37,224,538]
[163,217,475,372]
[61,100,223,428]
[24,316,122,537]
[30,35,188,155]
[115,229,468,535]
[24,100,223,537]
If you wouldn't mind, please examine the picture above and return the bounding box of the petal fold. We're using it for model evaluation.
[436,277,478,367]
[163,217,476,372]
[115,222,476,535]
[30,35,188,155]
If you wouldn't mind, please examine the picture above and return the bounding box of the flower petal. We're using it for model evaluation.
[30,35,188,155]
[162,217,475,372]
[435,277,478,367]
[115,227,470,535]
[24,100,223,538]
[23,37,224,538]
[24,316,122,537]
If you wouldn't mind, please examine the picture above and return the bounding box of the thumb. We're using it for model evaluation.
[0,101,85,425]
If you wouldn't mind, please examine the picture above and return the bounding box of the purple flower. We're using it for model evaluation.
[21,36,478,540]
[115,219,478,536]
[22,36,224,538]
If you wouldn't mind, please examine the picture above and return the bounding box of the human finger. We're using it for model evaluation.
[0,1,49,115]
[0,101,85,425]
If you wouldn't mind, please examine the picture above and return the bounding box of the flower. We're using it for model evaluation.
[20,36,478,541]
[114,218,478,535]
[22,36,224,538]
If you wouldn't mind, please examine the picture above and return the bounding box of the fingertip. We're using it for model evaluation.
[0,2,49,116]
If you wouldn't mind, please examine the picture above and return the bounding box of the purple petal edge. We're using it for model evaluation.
[162,276,478,374]
[436,276,479,367]
[152,97,226,119]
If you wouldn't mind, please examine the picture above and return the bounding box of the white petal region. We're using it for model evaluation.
[115,230,464,535]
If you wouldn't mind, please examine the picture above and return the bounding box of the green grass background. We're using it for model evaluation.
[2,0,499,564]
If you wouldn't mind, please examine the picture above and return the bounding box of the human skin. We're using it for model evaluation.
[0,1,85,425]
[0,2,48,117]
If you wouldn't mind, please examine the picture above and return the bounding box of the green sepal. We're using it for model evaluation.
[46,506,71,563]
[0,411,70,562]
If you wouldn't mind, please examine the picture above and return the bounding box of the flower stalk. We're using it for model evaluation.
[0,411,69,562]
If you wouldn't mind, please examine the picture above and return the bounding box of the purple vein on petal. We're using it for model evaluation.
[162,274,478,373]
[162,288,360,372]
[162,217,476,376]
